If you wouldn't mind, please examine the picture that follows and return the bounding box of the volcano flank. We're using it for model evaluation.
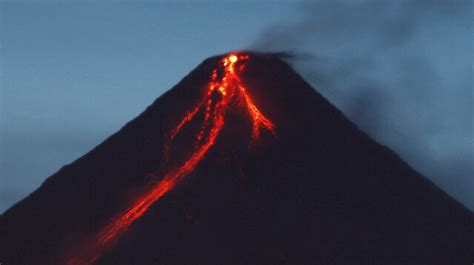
[0,52,472,265]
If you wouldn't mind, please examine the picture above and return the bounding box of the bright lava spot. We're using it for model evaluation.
[218,86,226,96]
[65,53,276,265]
[229,55,238,63]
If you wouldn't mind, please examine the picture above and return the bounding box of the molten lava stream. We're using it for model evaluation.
[65,54,275,265]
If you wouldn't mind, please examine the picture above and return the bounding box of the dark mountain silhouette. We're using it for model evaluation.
[1,52,472,265]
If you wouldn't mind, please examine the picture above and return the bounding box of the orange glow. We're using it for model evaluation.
[65,53,275,265]
[239,85,276,140]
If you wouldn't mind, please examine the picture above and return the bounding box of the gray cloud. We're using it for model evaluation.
[249,0,473,210]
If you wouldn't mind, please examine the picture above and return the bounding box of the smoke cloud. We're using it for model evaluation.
[249,0,473,209]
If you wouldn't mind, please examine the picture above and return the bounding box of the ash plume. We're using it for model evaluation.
[249,0,473,210]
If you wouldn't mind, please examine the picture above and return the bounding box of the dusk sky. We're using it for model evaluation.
[1,0,472,212]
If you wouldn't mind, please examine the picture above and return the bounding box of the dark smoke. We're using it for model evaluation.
[249,0,473,210]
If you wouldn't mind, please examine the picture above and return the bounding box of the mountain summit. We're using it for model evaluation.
[1,52,472,265]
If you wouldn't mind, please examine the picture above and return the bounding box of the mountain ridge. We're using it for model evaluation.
[1,52,472,265]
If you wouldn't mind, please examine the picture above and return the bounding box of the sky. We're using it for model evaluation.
[0,0,472,213]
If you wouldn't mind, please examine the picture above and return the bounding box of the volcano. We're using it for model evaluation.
[1,52,472,265]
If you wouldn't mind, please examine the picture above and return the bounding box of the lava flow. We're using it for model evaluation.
[65,53,275,265]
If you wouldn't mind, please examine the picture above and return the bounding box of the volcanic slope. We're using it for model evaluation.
[0,52,472,265]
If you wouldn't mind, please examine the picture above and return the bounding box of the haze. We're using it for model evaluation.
[1,0,472,212]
